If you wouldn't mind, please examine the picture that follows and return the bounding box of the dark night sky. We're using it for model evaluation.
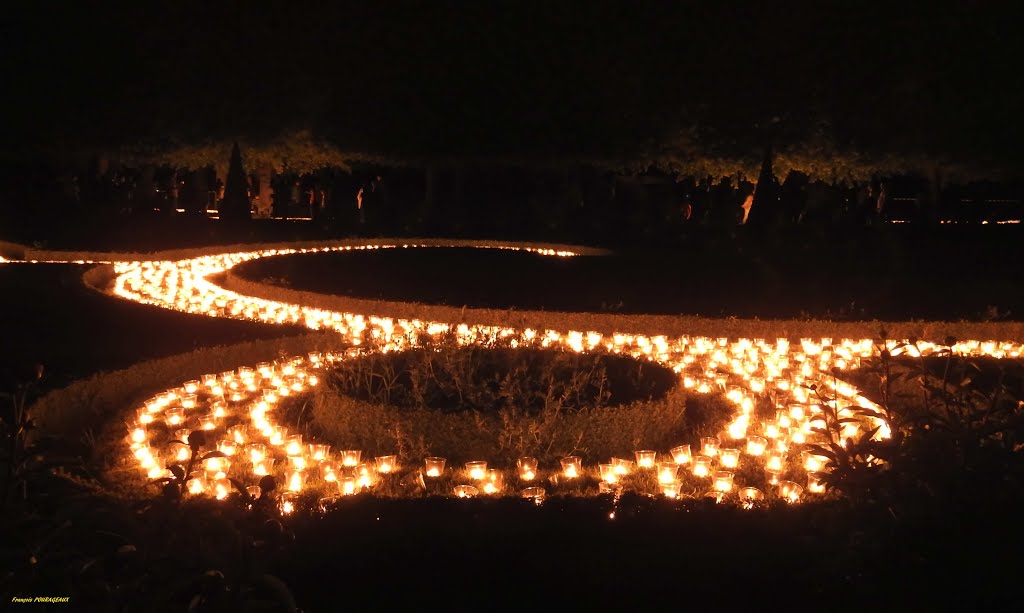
[2,1,1022,168]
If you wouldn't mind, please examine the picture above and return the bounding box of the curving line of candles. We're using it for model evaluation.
[7,241,1020,512]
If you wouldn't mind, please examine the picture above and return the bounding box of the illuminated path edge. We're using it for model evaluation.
[4,239,1023,507]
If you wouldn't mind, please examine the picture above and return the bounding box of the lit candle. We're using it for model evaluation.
[670,444,692,464]
[285,470,304,492]
[700,437,720,457]
[517,456,538,481]
[247,485,262,500]
[801,450,826,472]
[340,450,362,467]
[339,476,357,496]
[712,471,734,492]
[560,456,582,479]
[482,471,502,494]
[320,463,338,482]
[766,469,782,485]
[213,478,231,500]
[253,457,275,476]
[288,455,307,470]
[309,444,330,462]
[465,461,488,481]
[279,492,298,515]
[136,408,154,425]
[285,435,304,457]
[662,480,681,499]
[739,487,764,508]
[692,455,712,478]
[599,463,618,484]
[766,454,784,472]
[165,407,185,427]
[612,458,634,476]
[454,484,479,498]
[424,457,446,477]
[216,439,237,457]
[807,472,826,494]
[228,425,247,444]
[375,455,397,474]
[746,436,767,456]
[657,462,678,485]
[634,450,657,469]
[129,424,147,444]
[719,448,740,469]
[187,475,207,495]
[779,480,803,503]
[521,487,545,505]
[248,443,267,463]
[181,394,198,409]
[599,481,622,495]
[356,464,374,488]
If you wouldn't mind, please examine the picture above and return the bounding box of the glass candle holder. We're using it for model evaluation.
[128,424,147,444]
[598,481,622,495]
[187,475,207,496]
[670,444,692,464]
[719,448,740,469]
[285,435,304,457]
[766,454,784,472]
[269,428,287,447]
[453,484,479,498]
[247,485,262,500]
[424,457,446,477]
[662,480,681,499]
[164,407,185,427]
[285,470,304,492]
[375,455,397,474]
[309,443,330,462]
[521,487,545,505]
[599,463,618,484]
[692,455,712,478]
[227,425,247,444]
[739,487,764,504]
[560,456,582,479]
[779,480,803,503]
[252,457,275,476]
[146,458,166,480]
[248,443,267,464]
[482,471,502,495]
[764,422,781,439]
[802,450,826,472]
[746,436,767,456]
[136,407,154,425]
[766,468,782,485]
[320,463,338,483]
[788,403,807,420]
[288,455,307,471]
[205,455,230,474]
[340,450,362,468]
[612,458,634,476]
[279,492,299,515]
[465,461,488,481]
[700,436,720,457]
[656,462,678,485]
[356,464,374,488]
[517,456,538,481]
[807,472,827,494]
[339,476,357,496]
[181,394,198,409]
[197,415,217,431]
[634,450,657,469]
[217,439,238,457]
[712,471,734,492]
[213,477,231,500]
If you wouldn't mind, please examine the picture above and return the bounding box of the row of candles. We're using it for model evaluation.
[105,241,1024,512]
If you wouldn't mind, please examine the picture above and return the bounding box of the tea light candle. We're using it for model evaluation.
[288,455,307,470]
[165,407,185,427]
[309,444,330,462]
[692,455,712,478]
[253,458,275,476]
[129,424,147,444]
[356,464,374,488]
[285,435,304,457]
[766,468,782,485]
[285,470,304,492]
[206,456,230,474]
[807,472,827,494]
[670,444,692,464]
[560,456,582,479]
[482,471,502,494]
[269,428,286,446]
[719,448,740,469]
[424,457,446,477]
[136,408,154,425]
[612,458,634,476]
[465,461,488,481]
[187,475,207,495]
[279,492,298,515]
[216,440,237,456]
[779,480,803,503]
[321,463,338,483]
[517,456,538,481]
[746,436,767,456]
[521,487,545,505]
[181,394,198,409]
[454,484,479,498]
[248,443,267,463]
[340,450,362,467]
[656,462,678,485]
[712,471,734,492]
[802,450,826,472]
[634,450,657,469]
[213,478,231,500]
[228,425,247,444]
[599,463,618,484]
[375,455,397,474]
[662,480,681,499]
[700,437,720,457]
[339,476,357,496]
[766,454,784,472]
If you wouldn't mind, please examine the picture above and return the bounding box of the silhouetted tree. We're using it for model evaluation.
[220,142,250,221]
